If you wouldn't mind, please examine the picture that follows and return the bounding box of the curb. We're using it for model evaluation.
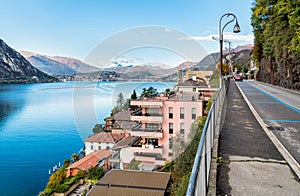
[235,81,300,180]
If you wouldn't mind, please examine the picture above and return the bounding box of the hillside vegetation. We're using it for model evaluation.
[251,0,300,90]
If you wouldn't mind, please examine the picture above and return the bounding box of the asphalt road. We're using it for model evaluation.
[237,80,300,164]
[217,81,300,195]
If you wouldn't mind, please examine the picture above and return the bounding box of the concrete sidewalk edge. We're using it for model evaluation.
[235,81,300,180]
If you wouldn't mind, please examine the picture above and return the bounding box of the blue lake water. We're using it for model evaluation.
[0,81,174,196]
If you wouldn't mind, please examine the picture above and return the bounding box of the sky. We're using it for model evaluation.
[0,0,254,67]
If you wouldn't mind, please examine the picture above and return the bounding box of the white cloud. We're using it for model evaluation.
[164,28,172,32]
[179,32,254,42]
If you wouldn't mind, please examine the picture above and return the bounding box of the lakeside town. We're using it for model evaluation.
[39,70,218,196]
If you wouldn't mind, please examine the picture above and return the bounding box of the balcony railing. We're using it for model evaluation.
[130,146,163,154]
[131,110,162,117]
[131,115,163,123]
[131,99,163,107]
[134,152,165,165]
[131,124,163,138]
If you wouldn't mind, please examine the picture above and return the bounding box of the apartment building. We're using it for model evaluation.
[129,84,211,169]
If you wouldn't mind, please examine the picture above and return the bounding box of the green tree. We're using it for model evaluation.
[92,124,103,134]
[44,167,66,194]
[76,170,87,179]
[251,0,300,89]
[130,90,137,100]
[87,167,104,181]
[72,153,80,162]
[217,62,230,75]
[111,93,126,116]
[63,159,70,167]
[140,87,158,98]
[116,93,125,111]
[140,88,149,98]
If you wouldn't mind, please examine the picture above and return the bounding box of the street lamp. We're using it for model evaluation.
[219,13,240,88]
[224,40,233,72]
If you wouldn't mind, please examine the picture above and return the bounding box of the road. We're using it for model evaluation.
[237,80,300,164]
[216,81,300,195]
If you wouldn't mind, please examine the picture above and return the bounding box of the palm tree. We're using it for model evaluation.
[63,159,70,167]
[72,153,80,162]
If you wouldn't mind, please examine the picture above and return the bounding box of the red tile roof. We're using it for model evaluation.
[85,132,125,143]
[67,150,112,171]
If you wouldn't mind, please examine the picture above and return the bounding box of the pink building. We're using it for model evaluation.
[130,87,212,169]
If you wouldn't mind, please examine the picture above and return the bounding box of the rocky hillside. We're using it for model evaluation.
[231,49,252,68]
[252,0,300,90]
[0,40,57,83]
[20,51,100,75]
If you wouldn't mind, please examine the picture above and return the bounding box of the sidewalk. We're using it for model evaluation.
[216,81,300,195]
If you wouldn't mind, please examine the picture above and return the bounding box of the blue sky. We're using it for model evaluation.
[0,0,254,67]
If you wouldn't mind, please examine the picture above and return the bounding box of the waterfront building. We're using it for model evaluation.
[128,73,214,169]
[84,132,125,155]
[65,150,112,177]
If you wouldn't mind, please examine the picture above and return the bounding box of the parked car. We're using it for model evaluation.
[234,74,243,81]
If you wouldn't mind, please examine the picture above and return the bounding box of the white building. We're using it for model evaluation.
[84,132,125,155]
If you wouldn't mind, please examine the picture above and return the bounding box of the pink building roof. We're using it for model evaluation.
[85,132,125,143]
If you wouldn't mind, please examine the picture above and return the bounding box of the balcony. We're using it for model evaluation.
[131,99,163,107]
[110,153,120,163]
[130,146,163,154]
[131,110,163,122]
[131,124,163,138]
[134,152,166,166]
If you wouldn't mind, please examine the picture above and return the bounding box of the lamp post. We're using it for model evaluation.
[224,40,232,73]
[219,13,240,88]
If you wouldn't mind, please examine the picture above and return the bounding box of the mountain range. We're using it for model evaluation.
[20,45,253,81]
[0,37,253,83]
[19,51,100,75]
[0,39,57,83]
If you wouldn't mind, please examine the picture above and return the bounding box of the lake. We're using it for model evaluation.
[0,81,175,196]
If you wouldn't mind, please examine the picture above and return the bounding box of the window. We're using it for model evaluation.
[169,107,173,119]
[180,107,184,119]
[180,123,185,134]
[106,146,110,150]
[169,123,173,134]
[193,87,196,92]
[91,145,93,150]
[98,146,101,150]
[192,108,197,119]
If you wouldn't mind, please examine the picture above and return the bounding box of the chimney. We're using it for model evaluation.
[178,68,182,85]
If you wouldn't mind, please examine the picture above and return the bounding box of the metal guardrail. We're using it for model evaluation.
[186,79,228,196]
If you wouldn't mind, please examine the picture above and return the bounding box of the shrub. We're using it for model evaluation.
[76,170,87,179]
[87,167,104,181]
[161,116,207,195]
[55,184,70,193]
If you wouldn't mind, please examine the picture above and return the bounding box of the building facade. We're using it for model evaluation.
[129,90,209,168]
[84,132,125,155]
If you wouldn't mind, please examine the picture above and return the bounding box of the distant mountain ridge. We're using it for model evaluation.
[0,39,57,83]
[19,51,101,75]
[18,44,253,81]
